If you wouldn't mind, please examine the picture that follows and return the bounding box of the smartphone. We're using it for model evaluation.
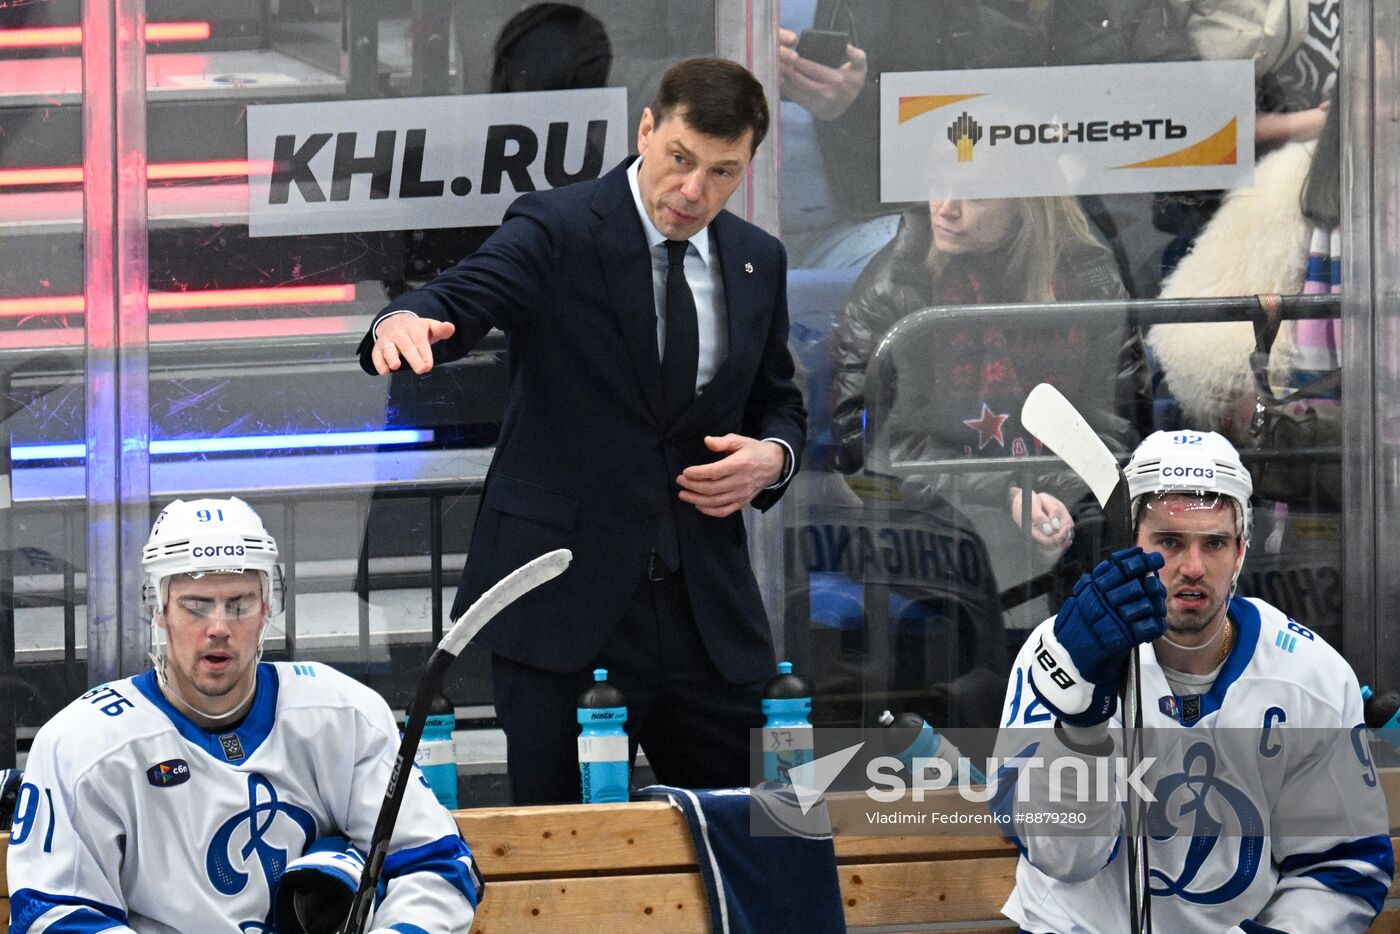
[796,28,851,68]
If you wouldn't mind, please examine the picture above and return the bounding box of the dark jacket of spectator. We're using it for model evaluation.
[829,204,1148,510]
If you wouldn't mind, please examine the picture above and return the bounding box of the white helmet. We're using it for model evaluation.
[142,497,285,617]
[1124,430,1253,543]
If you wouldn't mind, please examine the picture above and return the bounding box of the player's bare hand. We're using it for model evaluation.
[677,435,785,518]
[777,28,867,121]
[370,314,456,376]
[1009,488,1075,554]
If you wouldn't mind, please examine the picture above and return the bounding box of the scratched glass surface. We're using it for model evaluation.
[4,0,721,751]
[775,0,1346,731]
[2,0,92,750]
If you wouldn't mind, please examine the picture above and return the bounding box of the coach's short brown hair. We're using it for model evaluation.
[649,58,769,154]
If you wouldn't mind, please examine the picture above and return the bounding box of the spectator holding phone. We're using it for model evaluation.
[778,1,1050,227]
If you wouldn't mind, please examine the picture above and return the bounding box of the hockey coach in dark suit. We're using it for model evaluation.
[359,58,807,803]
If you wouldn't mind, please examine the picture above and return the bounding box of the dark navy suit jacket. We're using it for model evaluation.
[359,159,807,683]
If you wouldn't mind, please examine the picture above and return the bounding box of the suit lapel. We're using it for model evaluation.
[591,162,665,428]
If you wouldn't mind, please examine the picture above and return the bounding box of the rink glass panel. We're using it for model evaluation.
[1,0,1382,765]
[773,2,1352,731]
[2,0,719,748]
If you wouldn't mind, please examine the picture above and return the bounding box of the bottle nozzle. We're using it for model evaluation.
[593,668,608,682]
[877,710,894,727]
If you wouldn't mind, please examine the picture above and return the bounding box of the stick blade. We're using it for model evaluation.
[1020,383,1121,510]
[439,548,572,656]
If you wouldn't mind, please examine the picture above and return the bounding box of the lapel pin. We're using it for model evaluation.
[744,262,754,274]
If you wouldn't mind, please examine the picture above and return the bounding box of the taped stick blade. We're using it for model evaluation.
[1020,383,1121,510]
[438,548,572,656]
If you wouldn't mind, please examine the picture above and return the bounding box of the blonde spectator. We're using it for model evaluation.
[829,195,1146,570]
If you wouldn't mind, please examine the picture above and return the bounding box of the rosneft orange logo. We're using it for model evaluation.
[947,112,983,162]
[1114,118,1237,169]
[898,94,985,124]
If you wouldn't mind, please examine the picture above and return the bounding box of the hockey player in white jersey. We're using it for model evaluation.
[8,497,482,934]
[996,430,1392,933]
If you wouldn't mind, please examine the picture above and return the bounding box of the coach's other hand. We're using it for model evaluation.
[371,313,456,376]
[1027,546,1167,726]
[677,435,785,518]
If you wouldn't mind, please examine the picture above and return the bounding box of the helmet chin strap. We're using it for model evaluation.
[1159,611,1230,652]
[160,674,257,724]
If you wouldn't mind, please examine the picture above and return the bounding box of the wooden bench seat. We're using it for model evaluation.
[459,799,1020,932]
[0,781,1396,931]
[459,777,1400,933]
[460,796,1400,932]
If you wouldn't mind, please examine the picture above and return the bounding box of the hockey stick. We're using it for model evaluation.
[1020,383,1152,934]
[338,548,573,934]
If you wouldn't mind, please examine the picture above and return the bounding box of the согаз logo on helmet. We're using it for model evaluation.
[191,545,247,558]
[1161,466,1215,480]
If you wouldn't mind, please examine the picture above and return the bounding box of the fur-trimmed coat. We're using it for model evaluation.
[1147,140,1315,436]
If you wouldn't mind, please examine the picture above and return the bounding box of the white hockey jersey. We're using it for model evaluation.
[997,596,1393,934]
[8,661,480,934]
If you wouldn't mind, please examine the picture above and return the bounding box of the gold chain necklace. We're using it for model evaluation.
[1210,621,1235,670]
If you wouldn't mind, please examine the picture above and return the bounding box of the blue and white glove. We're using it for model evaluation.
[1028,546,1167,726]
[272,836,366,934]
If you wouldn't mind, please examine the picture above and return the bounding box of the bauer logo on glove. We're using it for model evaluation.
[1028,546,1168,726]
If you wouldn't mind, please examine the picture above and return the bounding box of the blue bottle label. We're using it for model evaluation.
[578,734,629,804]
[762,724,814,784]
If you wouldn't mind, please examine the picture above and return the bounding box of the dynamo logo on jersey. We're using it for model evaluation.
[207,773,316,905]
[146,758,191,788]
[1147,741,1263,902]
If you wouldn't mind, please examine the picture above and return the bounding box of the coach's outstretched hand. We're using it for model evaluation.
[1028,546,1167,726]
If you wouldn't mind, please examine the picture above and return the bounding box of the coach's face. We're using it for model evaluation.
[635,106,753,241]
[160,572,266,717]
[1136,494,1244,637]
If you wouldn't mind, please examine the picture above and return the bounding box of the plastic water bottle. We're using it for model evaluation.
[878,710,985,785]
[762,661,813,785]
[413,693,458,809]
[577,668,629,803]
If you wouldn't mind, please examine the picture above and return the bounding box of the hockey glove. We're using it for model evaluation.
[1029,546,1167,726]
[272,836,366,934]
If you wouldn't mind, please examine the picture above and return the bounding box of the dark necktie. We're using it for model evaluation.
[662,239,699,424]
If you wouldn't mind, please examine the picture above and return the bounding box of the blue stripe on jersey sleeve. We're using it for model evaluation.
[1238,921,1288,934]
[1278,834,1395,877]
[1277,835,1394,914]
[1299,866,1390,914]
[388,925,431,934]
[10,889,129,934]
[382,834,483,906]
